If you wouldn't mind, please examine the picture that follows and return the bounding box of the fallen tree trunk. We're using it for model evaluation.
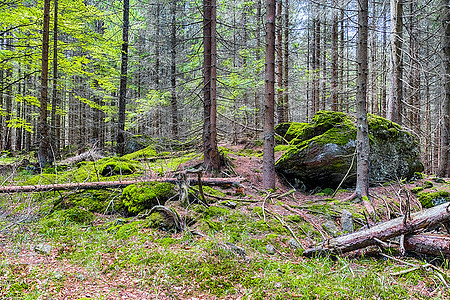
[0,177,242,194]
[303,202,450,257]
[405,234,450,258]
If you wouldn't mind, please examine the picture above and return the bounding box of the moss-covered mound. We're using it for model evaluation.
[417,191,450,208]
[24,157,140,185]
[122,145,158,160]
[52,189,120,214]
[120,182,176,215]
[275,111,423,190]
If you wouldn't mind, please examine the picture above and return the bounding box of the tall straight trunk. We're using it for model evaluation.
[331,2,338,111]
[263,0,276,189]
[254,0,262,134]
[203,0,220,171]
[408,2,420,133]
[117,0,130,156]
[38,0,52,168]
[154,2,160,136]
[0,35,3,150]
[438,0,450,176]
[276,0,284,123]
[51,0,59,152]
[381,14,387,117]
[314,20,320,114]
[306,17,310,121]
[321,23,326,110]
[370,0,378,115]
[339,8,345,112]
[311,19,317,117]
[356,0,370,200]
[282,0,289,121]
[387,0,403,124]
[170,0,178,138]
[5,37,12,150]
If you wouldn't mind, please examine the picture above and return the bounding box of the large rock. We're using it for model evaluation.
[275,111,423,190]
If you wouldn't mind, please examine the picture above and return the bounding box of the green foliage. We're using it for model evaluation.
[120,182,176,215]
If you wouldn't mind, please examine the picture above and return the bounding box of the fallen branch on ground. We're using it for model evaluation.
[0,177,243,194]
[303,202,450,257]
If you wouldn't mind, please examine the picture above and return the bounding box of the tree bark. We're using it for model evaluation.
[203,0,221,171]
[404,234,450,258]
[355,0,370,202]
[331,1,338,111]
[50,0,59,153]
[170,0,178,138]
[304,202,450,256]
[282,0,289,122]
[387,0,403,124]
[38,0,53,168]
[263,0,276,190]
[438,0,450,177]
[276,0,284,124]
[117,0,130,156]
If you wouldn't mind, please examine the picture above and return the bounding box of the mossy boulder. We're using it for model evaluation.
[122,145,158,160]
[275,111,424,189]
[52,189,119,214]
[417,191,450,208]
[99,157,137,176]
[143,210,179,232]
[120,182,176,215]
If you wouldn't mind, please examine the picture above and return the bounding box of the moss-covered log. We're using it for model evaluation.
[303,202,450,257]
[0,177,242,194]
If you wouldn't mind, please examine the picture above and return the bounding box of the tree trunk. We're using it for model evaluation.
[282,0,289,122]
[304,202,450,256]
[356,0,370,202]
[263,0,276,190]
[154,2,160,137]
[438,0,450,177]
[276,0,284,124]
[331,1,338,112]
[50,0,59,153]
[38,0,53,168]
[170,0,179,138]
[404,234,450,258]
[203,0,221,171]
[117,0,130,156]
[387,0,403,124]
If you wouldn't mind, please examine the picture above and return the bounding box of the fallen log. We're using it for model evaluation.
[404,233,450,258]
[303,202,450,257]
[0,177,242,194]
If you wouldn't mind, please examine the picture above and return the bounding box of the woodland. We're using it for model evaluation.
[1,0,450,299]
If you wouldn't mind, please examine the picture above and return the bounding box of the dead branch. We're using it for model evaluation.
[303,202,450,257]
[0,177,242,194]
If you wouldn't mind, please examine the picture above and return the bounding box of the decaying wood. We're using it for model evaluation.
[0,177,242,194]
[404,233,450,258]
[303,202,450,257]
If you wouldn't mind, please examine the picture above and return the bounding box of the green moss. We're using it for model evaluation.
[411,186,424,194]
[423,181,434,188]
[368,114,401,140]
[48,207,94,225]
[98,157,138,176]
[52,189,118,214]
[274,145,294,152]
[417,191,450,208]
[120,182,176,215]
[122,145,158,160]
[25,174,57,185]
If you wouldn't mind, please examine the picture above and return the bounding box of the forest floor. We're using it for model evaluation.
[0,143,448,299]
